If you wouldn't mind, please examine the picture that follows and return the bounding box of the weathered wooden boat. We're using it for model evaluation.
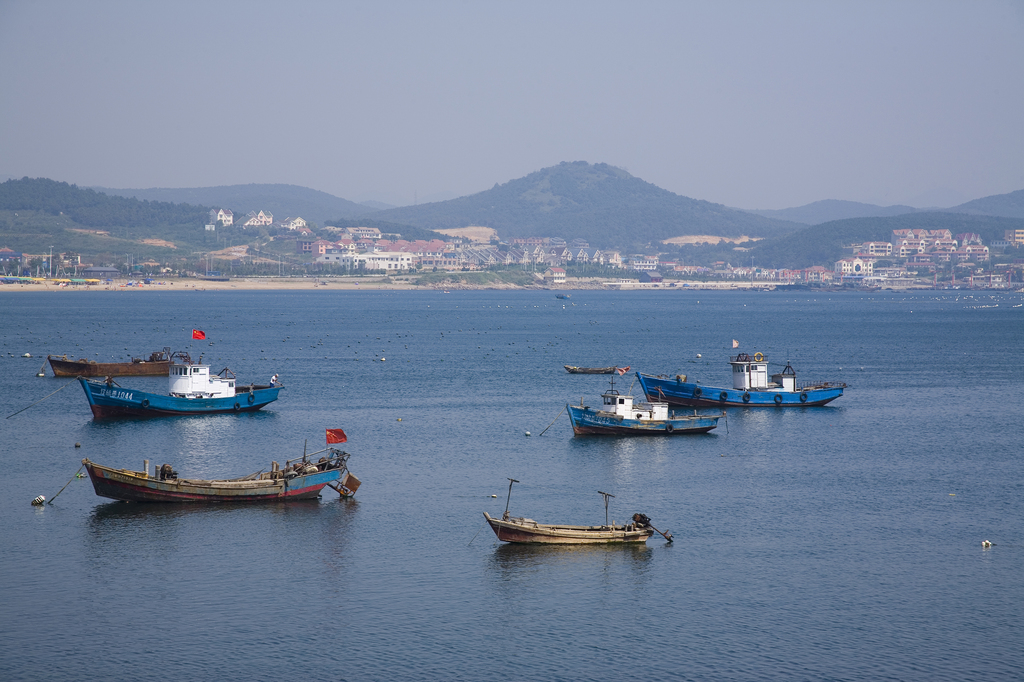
[483,485,671,544]
[637,352,846,408]
[81,446,360,503]
[78,352,281,418]
[566,378,720,435]
[48,348,172,377]
[564,365,627,374]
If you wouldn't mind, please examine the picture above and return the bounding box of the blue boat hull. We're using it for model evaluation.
[566,404,720,436]
[79,378,281,419]
[636,373,843,408]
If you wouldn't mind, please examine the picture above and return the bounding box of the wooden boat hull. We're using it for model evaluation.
[564,365,617,374]
[82,459,351,503]
[78,377,281,418]
[49,355,171,377]
[566,404,719,435]
[483,512,653,544]
[636,372,844,408]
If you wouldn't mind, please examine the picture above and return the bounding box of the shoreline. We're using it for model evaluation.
[0,276,946,293]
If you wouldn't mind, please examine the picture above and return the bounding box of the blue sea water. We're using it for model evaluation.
[0,288,1022,681]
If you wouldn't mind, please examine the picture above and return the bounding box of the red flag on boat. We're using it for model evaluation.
[192,329,206,340]
[326,428,347,444]
[616,365,630,375]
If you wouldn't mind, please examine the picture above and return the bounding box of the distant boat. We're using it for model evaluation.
[637,352,845,407]
[564,365,628,374]
[48,348,172,377]
[555,294,571,299]
[78,351,281,418]
[566,377,721,435]
[81,444,360,503]
[483,484,671,544]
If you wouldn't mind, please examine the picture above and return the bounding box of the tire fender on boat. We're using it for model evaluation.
[742,392,751,403]
[247,392,255,404]
[233,402,241,411]
[141,398,150,408]
[665,423,674,433]
[800,392,808,403]
[693,386,703,398]
[719,391,728,402]
[774,394,783,405]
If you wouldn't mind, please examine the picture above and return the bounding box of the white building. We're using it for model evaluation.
[834,257,873,276]
[337,251,416,271]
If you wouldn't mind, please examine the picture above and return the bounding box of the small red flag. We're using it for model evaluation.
[192,329,206,340]
[616,365,630,375]
[326,428,347,444]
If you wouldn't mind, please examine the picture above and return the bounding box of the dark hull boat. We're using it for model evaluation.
[638,353,845,408]
[82,447,360,503]
[566,377,719,435]
[48,349,171,377]
[564,365,627,374]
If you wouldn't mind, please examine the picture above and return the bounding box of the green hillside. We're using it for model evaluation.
[94,183,375,225]
[746,212,1024,269]
[949,189,1024,219]
[0,178,242,262]
[372,161,801,250]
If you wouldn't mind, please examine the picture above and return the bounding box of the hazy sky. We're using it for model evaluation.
[2,1,1022,209]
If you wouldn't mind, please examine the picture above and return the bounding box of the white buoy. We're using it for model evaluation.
[381,357,385,361]
[32,495,45,506]
[22,353,31,358]
[982,540,992,548]
[525,431,531,436]
[696,354,702,358]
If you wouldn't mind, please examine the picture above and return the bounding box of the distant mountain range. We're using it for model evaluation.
[742,190,1024,225]
[93,183,375,226]
[368,161,801,250]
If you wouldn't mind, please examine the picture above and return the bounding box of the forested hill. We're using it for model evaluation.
[743,199,920,225]
[371,161,801,250]
[746,212,1024,269]
[94,183,374,226]
[949,189,1024,219]
[0,177,209,227]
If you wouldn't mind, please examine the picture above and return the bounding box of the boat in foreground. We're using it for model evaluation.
[78,352,281,418]
[48,348,172,377]
[637,352,845,408]
[566,377,720,435]
[483,483,671,544]
[82,447,360,503]
[483,511,658,544]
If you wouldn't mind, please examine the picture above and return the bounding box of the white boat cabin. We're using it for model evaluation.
[169,361,235,399]
[600,389,671,421]
[730,353,797,391]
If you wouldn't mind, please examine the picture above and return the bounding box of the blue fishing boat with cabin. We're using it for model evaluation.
[636,352,845,408]
[566,377,722,435]
[78,352,281,418]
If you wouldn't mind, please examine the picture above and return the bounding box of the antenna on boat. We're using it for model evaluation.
[504,478,519,517]
[598,490,615,526]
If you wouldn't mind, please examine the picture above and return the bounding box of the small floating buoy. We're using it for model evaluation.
[397,418,402,421]
[75,442,81,448]
[36,372,45,377]
[696,354,702,358]
[982,540,992,548]
[381,357,385,361]
[22,353,31,358]
[525,431,531,436]
[31,495,45,506]
[491,494,497,498]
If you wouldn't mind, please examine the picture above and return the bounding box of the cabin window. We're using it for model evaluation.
[619,398,625,404]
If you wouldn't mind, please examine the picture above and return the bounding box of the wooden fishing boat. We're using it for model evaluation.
[564,365,627,374]
[566,376,721,436]
[78,351,280,418]
[637,352,845,408]
[82,446,360,503]
[48,349,172,377]
[483,483,671,544]
[483,512,659,544]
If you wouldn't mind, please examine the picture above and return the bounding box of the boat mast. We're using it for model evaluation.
[598,490,615,526]
[504,478,519,518]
